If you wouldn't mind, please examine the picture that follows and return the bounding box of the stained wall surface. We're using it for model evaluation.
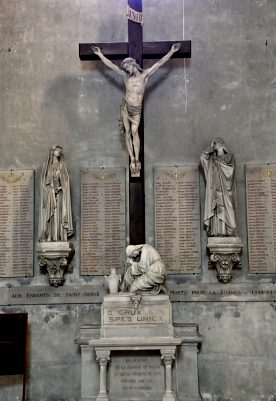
[0,1,275,400]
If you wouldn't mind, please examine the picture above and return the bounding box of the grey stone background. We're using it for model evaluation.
[0,0,275,400]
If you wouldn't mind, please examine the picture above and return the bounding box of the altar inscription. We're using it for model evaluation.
[81,168,126,275]
[0,170,33,277]
[103,304,171,325]
[109,351,163,401]
[154,166,201,273]
[246,164,276,273]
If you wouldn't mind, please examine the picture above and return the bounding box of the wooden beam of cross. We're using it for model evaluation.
[79,0,191,245]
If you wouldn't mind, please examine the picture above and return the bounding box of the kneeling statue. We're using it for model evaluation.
[121,244,166,294]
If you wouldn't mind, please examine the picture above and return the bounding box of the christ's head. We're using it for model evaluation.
[121,58,142,74]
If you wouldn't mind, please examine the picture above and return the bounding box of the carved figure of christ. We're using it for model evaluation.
[92,43,181,176]
[79,0,191,244]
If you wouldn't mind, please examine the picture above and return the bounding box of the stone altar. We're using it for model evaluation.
[76,294,202,401]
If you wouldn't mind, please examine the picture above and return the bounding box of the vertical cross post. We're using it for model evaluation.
[128,0,145,244]
[79,0,191,245]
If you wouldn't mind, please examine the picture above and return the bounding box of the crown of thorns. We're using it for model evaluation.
[121,58,142,71]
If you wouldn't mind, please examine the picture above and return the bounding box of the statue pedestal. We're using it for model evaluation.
[207,237,243,283]
[37,241,74,287]
[76,294,202,401]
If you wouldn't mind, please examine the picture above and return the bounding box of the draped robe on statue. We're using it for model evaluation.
[39,151,74,242]
[121,244,166,294]
[200,150,237,236]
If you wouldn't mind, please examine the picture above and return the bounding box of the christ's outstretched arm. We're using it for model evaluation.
[91,46,125,77]
[145,43,181,77]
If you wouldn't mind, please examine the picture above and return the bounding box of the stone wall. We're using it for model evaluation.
[0,0,275,400]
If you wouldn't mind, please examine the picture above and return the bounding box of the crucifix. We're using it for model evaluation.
[79,0,191,245]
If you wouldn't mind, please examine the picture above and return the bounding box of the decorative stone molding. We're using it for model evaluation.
[37,241,75,287]
[207,237,243,284]
[130,294,142,309]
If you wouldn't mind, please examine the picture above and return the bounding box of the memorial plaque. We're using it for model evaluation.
[246,164,276,273]
[154,166,201,273]
[0,170,33,277]
[109,351,163,401]
[103,303,171,326]
[81,168,126,275]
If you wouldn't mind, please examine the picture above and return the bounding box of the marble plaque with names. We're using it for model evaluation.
[0,170,33,277]
[81,168,126,275]
[154,166,201,274]
[109,351,163,401]
[246,164,276,273]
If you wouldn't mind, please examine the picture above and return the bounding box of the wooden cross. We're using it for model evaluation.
[79,0,191,245]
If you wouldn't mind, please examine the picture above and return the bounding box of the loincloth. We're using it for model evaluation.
[118,98,142,135]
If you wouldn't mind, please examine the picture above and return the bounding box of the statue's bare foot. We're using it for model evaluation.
[135,160,141,172]
[130,160,140,177]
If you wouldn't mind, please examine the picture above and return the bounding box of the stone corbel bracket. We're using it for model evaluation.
[37,241,75,287]
[207,237,243,284]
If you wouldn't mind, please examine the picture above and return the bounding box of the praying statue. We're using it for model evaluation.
[39,145,74,242]
[200,138,237,237]
[92,43,181,176]
[120,244,166,294]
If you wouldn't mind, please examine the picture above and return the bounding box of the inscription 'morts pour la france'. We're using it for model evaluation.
[246,164,276,273]
[81,168,126,275]
[0,170,34,277]
[154,166,201,273]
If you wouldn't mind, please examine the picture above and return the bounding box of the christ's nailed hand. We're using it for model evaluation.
[91,46,101,55]
[172,43,181,52]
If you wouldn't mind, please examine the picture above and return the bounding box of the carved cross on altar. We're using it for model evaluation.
[79,0,191,244]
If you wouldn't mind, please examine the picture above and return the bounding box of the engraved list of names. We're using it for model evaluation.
[81,168,126,275]
[0,170,34,277]
[246,164,276,273]
[154,166,201,273]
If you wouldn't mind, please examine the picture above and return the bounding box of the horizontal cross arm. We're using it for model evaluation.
[79,40,191,61]
[79,42,128,61]
[143,40,191,59]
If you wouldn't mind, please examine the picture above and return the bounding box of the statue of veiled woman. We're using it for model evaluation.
[39,145,74,242]
[200,138,237,237]
[120,244,166,294]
